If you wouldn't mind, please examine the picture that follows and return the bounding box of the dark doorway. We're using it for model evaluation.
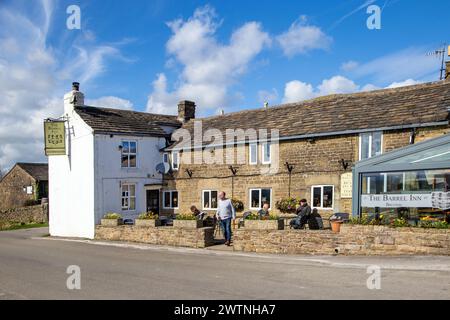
[146,190,160,214]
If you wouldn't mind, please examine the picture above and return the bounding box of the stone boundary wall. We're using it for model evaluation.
[0,204,48,228]
[233,225,450,256]
[95,225,215,248]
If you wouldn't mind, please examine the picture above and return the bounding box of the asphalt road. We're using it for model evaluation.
[0,228,449,300]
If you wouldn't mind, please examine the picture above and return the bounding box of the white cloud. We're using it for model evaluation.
[277,16,332,57]
[146,5,271,114]
[86,96,134,110]
[0,1,130,169]
[340,60,359,72]
[349,47,438,84]
[386,79,421,88]
[282,74,425,103]
[283,81,315,103]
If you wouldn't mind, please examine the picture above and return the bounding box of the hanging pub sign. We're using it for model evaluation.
[44,121,66,156]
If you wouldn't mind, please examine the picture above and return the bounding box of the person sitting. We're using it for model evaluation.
[190,205,206,221]
[307,208,323,230]
[290,199,311,229]
[257,202,270,219]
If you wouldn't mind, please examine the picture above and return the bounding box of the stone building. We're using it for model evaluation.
[0,163,48,210]
[162,81,450,218]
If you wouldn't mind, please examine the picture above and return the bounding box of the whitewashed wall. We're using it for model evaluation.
[49,111,95,238]
[94,134,167,223]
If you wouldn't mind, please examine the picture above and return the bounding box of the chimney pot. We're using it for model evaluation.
[72,82,80,91]
[64,81,85,115]
[178,100,196,123]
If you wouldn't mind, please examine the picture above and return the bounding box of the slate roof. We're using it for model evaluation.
[75,106,182,136]
[167,81,450,150]
[16,163,48,181]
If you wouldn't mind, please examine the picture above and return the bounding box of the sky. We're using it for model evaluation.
[0,0,449,170]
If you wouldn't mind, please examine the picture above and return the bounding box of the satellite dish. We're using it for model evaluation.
[156,162,170,174]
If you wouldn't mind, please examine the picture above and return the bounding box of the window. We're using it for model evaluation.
[172,151,179,171]
[202,190,218,210]
[249,143,258,165]
[261,142,271,164]
[163,190,179,209]
[311,185,334,209]
[25,186,33,195]
[359,132,382,160]
[121,184,136,211]
[121,141,137,168]
[249,188,272,209]
[163,153,169,164]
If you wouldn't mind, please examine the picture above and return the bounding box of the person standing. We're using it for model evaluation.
[216,191,236,246]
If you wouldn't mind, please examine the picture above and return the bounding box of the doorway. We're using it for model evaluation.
[146,190,160,214]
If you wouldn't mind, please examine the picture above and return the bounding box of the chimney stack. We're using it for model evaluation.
[64,82,85,115]
[177,100,196,123]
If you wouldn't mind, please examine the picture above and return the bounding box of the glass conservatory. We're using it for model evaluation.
[352,133,450,224]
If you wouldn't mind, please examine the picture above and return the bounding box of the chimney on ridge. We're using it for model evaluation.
[64,82,85,115]
[177,100,196,123]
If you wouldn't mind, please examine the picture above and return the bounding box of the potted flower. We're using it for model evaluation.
[173,213,203,229]
[275,198,299,214]
[244,213,284,230]
[101,213,123,227]
[329,214,346,233]
[231,199,244,212]
[135,212,161,227]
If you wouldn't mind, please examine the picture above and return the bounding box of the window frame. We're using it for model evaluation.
[311,185,334,210]
[171,151,180,171]
[249,188,272,210]
[249,143,258,165]
[359,132,383,161]
[163,152,169,164]
[162,190,179,209]
[261,142,271,164]
[202,190,218,210]
[121,140,138,168]
[121,183,137,211]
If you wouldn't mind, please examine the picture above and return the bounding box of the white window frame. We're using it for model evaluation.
[311,185,334,210]
[163,190,179,209]
[25,186,33,195]
[121,140,138,168]
[202,190,218,210]
[359,132,383,161]
[249,143,258,165]
[121,183,136,211]
[171,151,180,171]
[249,188,272,210]
[261,142,271,164]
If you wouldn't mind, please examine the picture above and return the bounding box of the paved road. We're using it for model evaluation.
[0,228,449,300]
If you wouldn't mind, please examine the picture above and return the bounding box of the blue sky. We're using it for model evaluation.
[0,0,449,168]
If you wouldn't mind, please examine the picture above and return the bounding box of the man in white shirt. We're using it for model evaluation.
[216,191,236,246]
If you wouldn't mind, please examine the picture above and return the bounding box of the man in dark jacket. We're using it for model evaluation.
[290,199,311,229]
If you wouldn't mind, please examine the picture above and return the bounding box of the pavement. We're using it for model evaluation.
[0,227,449,300]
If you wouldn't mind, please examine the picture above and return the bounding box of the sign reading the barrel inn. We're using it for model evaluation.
[361,193,433,208]
[44,121,66,156]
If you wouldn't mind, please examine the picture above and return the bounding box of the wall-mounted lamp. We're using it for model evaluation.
[285,162,294,173]
[340,159,350,170]
[186,169,193,178]
[228,165,237,176]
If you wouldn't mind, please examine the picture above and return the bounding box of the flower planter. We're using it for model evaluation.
[135,219,161,228]
[331,221,343,233]
[173,219,203,229]
[101,218,123,227]
[245,219,284,230]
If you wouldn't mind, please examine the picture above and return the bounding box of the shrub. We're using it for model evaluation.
[391,218,410,228]
[231,199,244,212]
[138,212,158,220]
[275,198,299,213]
[245,212,279,220]
[103,212,122,219]
[176,213,197,220]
